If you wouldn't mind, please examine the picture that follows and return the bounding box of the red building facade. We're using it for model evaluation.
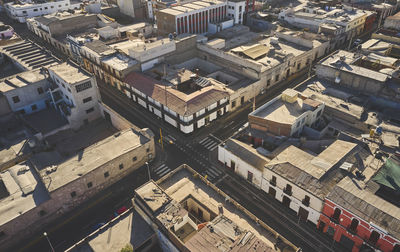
[318,199,400,252]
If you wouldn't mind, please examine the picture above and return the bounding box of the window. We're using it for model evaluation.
[62,83,65,88]
[83,97,92,103]
[369,230,380,245]
[75,81,92,92]
[67,88,71,93]
[58,4,61,7]
[231,100,236,108]
[51,6,54,8]
[275,74,279,82]
[33,8,38,11]
[284,184,292,195]
[37,87,44,94]
[316,110,322,117]
[302,195,310,206]
[31,104,37,111]
[70,191,77,198]
[119,164,124,170]
[87,182,93,188]
[23,10,27,14]
[45,7,48,9]
[133,156,137,161]
[12,96,20,103]
[270,176,277,186]
[146,148,150,153]
[349,218,359,232]
[86,107,94,114]
[39,210,47,216]
[104,171,109,178]
[332,208,341,222]
[267,79,271,87]
[297,63,301,70]
[393,244,400,252]
[247,171,253,183]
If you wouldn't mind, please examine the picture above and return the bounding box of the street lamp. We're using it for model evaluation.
[43,232,55,252]
[145,162,151,181]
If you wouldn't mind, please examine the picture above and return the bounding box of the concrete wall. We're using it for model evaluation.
[218,145,263,188]
[4,78,50,114]
[48,69,102,130]
[46,14,98,37]
[316,64,386,94]
[261,171,322,225]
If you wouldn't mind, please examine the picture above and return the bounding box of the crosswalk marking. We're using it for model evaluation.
[199,136,221,151]
[199,137,209,144]
[154,164,171,177]
[209,144,219,151]
[158,168,171,178]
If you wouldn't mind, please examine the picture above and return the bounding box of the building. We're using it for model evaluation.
[4,0,82,23]
[156,0,246,36]
[47,62,103,129]
[197,25,331,110]
[123,71,230,134]
[26,11,119,61]
[0,117,155,250]
[248,89,325,137]
[278,4,370,45]
[384,11,400,31]
[0,23,14,40]
[0,69,50,115]
[315,50,400,102]
[318,155,400,252]
[133,164,298,252]
[218,134,360,225]
[0,40,61,71]
[361,37,400,58]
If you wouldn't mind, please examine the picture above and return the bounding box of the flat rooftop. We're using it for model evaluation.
[319,50,391,83]
[68,209,156,252]
[159,0,225,15]
[102,53,137,71]
[31,121,146,192]
[136,165,297,252]
[0,69,46,93]
[230,36,309,69]
[0,163,49,226]
[267,140,358,180]
[48,62,92,85]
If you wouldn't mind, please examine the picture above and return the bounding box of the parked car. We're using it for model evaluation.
[353,39,362,46]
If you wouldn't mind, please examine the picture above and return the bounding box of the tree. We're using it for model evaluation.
[120,244,133,252]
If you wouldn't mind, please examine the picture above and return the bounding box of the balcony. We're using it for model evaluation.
[347,225,357,235]
[269,180,276,186]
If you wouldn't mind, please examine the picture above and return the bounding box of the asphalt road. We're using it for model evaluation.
[0,15,356,252]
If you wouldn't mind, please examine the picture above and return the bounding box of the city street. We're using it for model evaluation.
[0,14,352,252]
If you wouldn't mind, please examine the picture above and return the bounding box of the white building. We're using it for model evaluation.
[218,138,358,225]
[5,0,82,23]
[0,70,51,115]
[48,62,102,129]
[227,0,246,24]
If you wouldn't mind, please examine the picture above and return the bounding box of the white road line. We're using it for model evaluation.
[210,166,222,175]
[199,137,209,144]
[207,168,219,177]
[205,171,215,180]
[154,164,167,172]
[204,140,216,149]
[209,145,219,151]
[158,168,171,178]
[169,135,176,141]
[155,165,169,175]
[206,142,218,150]
[201,138,213,146]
